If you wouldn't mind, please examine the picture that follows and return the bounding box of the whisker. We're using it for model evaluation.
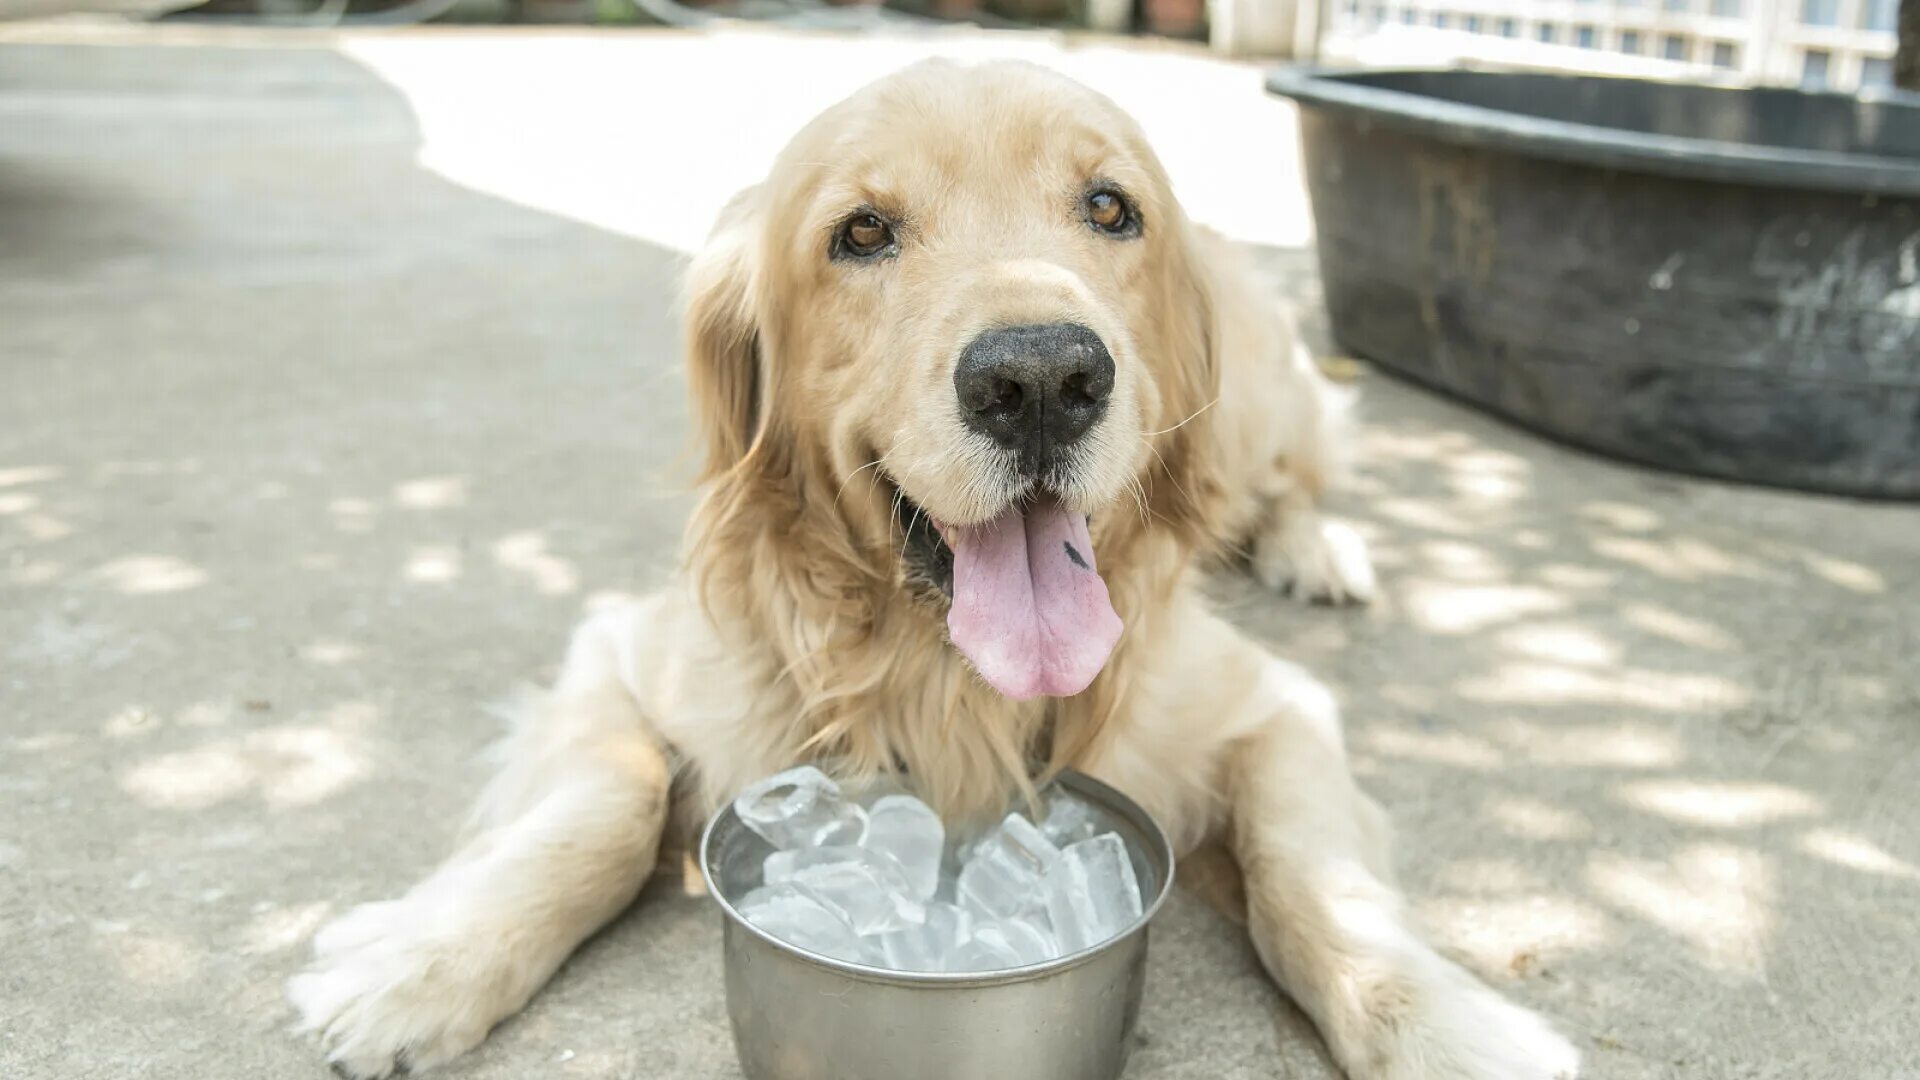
[1143,438,1197,510]
[1141,396,1220,438]
[1125,474,1150,525]
[901,503,927,564]
[835,458,886,509]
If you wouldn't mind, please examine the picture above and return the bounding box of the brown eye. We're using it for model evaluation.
[838,213,894,259]
[1087,189,1134,235]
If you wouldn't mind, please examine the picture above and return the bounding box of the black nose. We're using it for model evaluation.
[954,323,1115,468]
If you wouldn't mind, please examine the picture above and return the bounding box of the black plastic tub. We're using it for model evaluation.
[1267,69,1920,499]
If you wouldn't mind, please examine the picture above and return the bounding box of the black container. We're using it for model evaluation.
[1267,69,1920,499]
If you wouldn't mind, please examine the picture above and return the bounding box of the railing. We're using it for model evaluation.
[1318,0,1900,92]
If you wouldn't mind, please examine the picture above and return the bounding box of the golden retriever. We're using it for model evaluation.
[289,59,1576,1080]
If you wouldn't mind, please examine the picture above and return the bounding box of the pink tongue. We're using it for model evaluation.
[945,499,1124,701]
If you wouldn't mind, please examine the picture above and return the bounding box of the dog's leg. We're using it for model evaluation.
[1227,656,1575,1080]
[1228,327,1375,605]
[289,601,672,1079]
[1248,490,1377,605]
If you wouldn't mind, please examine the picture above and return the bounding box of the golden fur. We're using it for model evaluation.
[290,60,1577,1080]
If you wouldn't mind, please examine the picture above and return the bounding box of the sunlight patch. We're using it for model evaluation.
[1458,663,1749,714]
[120,705,376,810]
[1590,535,1773,583]
[1370,497,1475,537]
[1535,563,1616,590]
[103,707,162,740]
[98,928,201,986]
[1446,464,1525,504]
[1579,501,1663,533]
[339,32,1314,255]
[1798,828,1920,881]
[1491,720,1682,769]
[242,901,335,955]
[583,589,643,614]
[405,545,464,584]
[1621,603,1738,651]
[394,476,469,510]
[300,638,362,665]
[328,497,377,534]
[122,745,254,809]
[93,554,208,595]
[22,513,73,541]
[1417,894,1611,974]
[1360,728,1503,770]
[1418,540,1505,584]
[1433,857,1551,894]
[1485,796,1591,841]
[1798,552,1886,595]
[494,531,578,596]
[1499,623,1621,667]
[1619,780,1821,828]
[1402,582,1564,635]
[0,465,61,487]
[1587,844,1775,977]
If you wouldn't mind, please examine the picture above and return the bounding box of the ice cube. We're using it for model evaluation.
[790,853,925,936]
[1042,832,1144,954]
[862,795,945,900]
[979,915,1058,964]
[934,817,994,903]
[762,844,883,885]
[877,901,972,972]
[949,930,1022,972]
[733,765,868,850]
[738,883,869,964]
[957,814,1060,919]
[952,916,1056,970]
[1038,791,1103,847]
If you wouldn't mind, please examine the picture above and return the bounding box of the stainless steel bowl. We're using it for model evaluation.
[701,769,1176,1080]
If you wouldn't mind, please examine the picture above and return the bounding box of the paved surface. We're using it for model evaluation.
[3,26,1918,1080]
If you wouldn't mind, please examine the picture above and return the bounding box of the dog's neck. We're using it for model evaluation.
[682,461,1199,820]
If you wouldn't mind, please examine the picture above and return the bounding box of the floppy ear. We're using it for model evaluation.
[1146,215,1229,546]
[684,187,766,481]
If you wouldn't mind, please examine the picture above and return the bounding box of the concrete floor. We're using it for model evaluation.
[3,25,1918,1080]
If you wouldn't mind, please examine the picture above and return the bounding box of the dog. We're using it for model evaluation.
[289,59,1576,1080]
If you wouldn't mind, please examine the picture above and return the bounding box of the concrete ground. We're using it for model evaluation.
[2,24,1917,1080]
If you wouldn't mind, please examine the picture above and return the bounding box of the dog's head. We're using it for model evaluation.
[686,60,1218,702]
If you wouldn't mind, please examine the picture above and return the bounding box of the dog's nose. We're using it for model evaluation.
[954,323,1114,464]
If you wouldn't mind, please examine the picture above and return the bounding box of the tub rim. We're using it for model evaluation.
[1266,66,1920,197]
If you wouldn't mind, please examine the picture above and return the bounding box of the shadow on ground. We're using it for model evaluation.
[2,31,1916,1080]
[1238,252,1920,1079]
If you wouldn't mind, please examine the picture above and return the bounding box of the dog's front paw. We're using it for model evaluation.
[1253,516,1377,605]
[1352,951,1579,1080]
[288,899,508,1079]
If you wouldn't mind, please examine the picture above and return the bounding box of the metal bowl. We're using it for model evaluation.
[700,769,1175,1080]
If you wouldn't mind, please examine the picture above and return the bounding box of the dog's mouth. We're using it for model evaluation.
[894,489,955,599]
[890,480,1124,702]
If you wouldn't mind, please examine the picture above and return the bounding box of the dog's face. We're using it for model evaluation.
[688,61,1214,700]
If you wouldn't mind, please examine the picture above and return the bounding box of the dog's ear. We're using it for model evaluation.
[1146,216,1229,545]
[684,187,766,480]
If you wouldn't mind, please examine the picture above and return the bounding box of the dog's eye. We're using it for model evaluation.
[1086,188,1137,237]
[835,212,895,260]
